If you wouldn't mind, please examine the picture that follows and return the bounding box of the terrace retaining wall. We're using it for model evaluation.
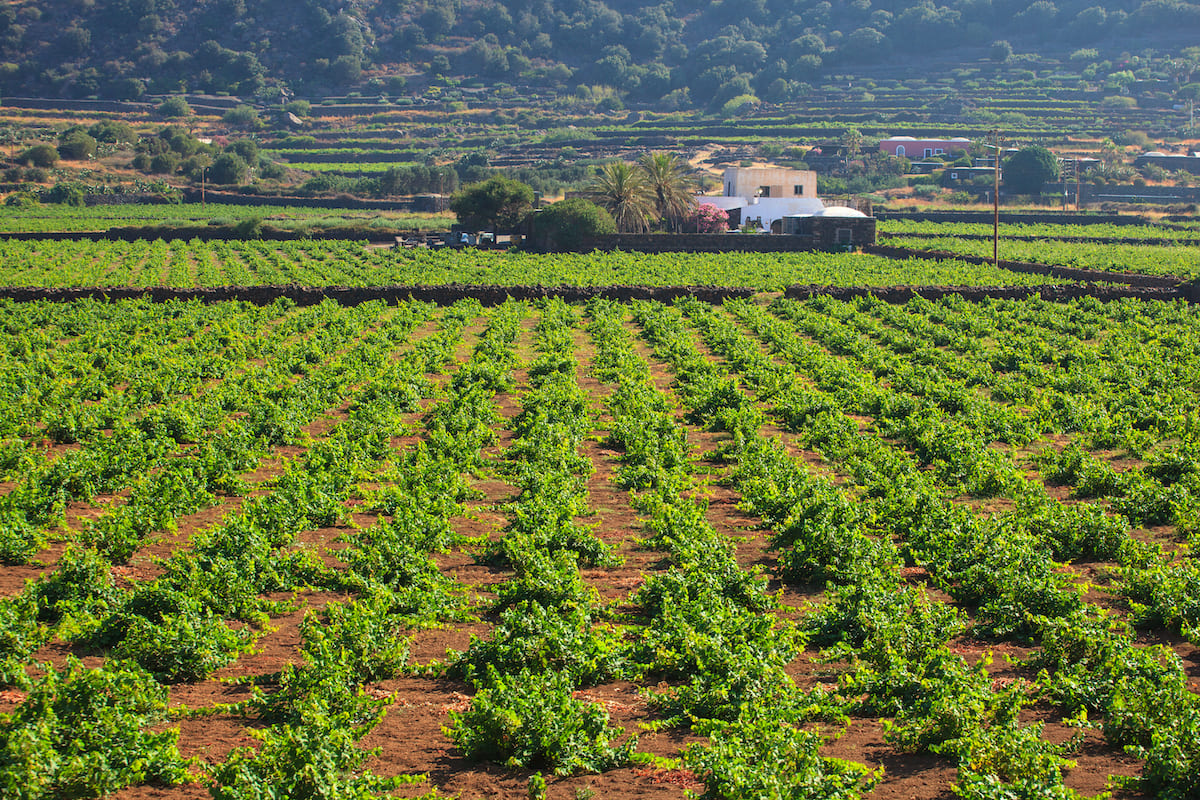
[874,211,1155,226]
[573,233,813,253]
[0,284,756,307]
[864,243,1185,288]
[3,281,1196,306]
[880,232,1199,247]
[784,284,1193,303]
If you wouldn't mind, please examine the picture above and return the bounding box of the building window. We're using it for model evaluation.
[950,171,958,179]
[896,145,905,156]
[793,184,804,195]
[934,148,944,155]
[758,185,771,198]
[836,227,853,245]
[924,148,933,157]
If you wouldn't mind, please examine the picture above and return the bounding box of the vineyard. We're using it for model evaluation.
[1,290,1198,799]
[882,233,1200,281]
[0,205,455,235]
[0,240,1070,290]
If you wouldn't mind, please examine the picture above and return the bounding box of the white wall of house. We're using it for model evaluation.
[723,167,817,199]
[701,195,826,230]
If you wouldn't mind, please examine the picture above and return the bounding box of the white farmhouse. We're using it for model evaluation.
[699,167,826,231]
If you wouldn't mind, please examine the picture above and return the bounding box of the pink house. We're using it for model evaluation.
[879,136,972,158]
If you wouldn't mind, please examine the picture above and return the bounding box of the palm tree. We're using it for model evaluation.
[638,151,696,232]
[589,161,655,233]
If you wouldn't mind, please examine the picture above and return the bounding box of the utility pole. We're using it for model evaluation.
[1080,155,1089,212]
[984,130,1003,268]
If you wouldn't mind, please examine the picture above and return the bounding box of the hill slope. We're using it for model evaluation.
[1,0,1199,109]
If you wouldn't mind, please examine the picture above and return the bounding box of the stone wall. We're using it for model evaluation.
[786,217,877,249]
[875,210,1153,225]
[178,188,449,212]
[0,283,756,307]
[784,284,1192,303]
[572,233,816,253]
[865,244,1185,288]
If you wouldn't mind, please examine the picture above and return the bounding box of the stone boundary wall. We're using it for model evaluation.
[3,281,1195,307]
[784,284,1195,303]
[880,232,1200,247]
[0,227,402,243]
[572,233,813,253]
[0,284,756,307]
[875,211,1153,226]
[864,244,1185,289]
[178,188,449,212]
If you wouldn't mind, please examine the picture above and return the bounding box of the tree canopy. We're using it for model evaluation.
[529,198,616,251]
[1004,145,1060,195]
[450,176,534,233]
[638,152,696,233]
[2,1,1197,110]
[588,162,655,234]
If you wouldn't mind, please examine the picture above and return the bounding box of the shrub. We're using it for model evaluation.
[156,96,191,118]
[18,144,59,168]
[210,153,250,185]
[222,105,263,131]
[528,198,615,251]
[0,657,192,798]
[686,203,730,233]
[149,152,180,174]
[210,710,418,800]
[685,706,879,799]
[447,665,636,775]
[57,130,97,160]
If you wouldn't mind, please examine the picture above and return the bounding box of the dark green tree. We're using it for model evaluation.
[450,176,534,232]
[222,106,262,131]
[149,152,180,175]
[638,151,695,232]
[209,153,249,185]
[1004,146,1060,195]
[58,129,98,160]
[588,162,654,233]
[529,198,616,251]
[89,120,136,145]
[226,139,259,165]
[19,144,60,168]
[157,96,191,119]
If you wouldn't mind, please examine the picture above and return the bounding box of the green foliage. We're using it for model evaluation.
[210,153,250,185]
[450,176,534,233]
[57,129,97,160]
[451,601,625,688]
[684,707,880,800]
[529,198,615,251]
[0,658,192,799]
[952,721,1085,799]
[447,665,636,775]
[299,595,410,684]
[0,595,45,687]
[1002,146,1060,195]
[156,96,191,118]
[210,706,421,800]
[17,145,58,168]
[222,105,263,131]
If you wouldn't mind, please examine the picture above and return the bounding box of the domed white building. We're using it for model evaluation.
[781,204,876,249]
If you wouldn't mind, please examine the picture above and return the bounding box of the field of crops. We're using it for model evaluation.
[885,234,1200,280]
[878,221,1200,243]
[1,293,1198,799]
[0,240,1069,290]
[0,205,454,234]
